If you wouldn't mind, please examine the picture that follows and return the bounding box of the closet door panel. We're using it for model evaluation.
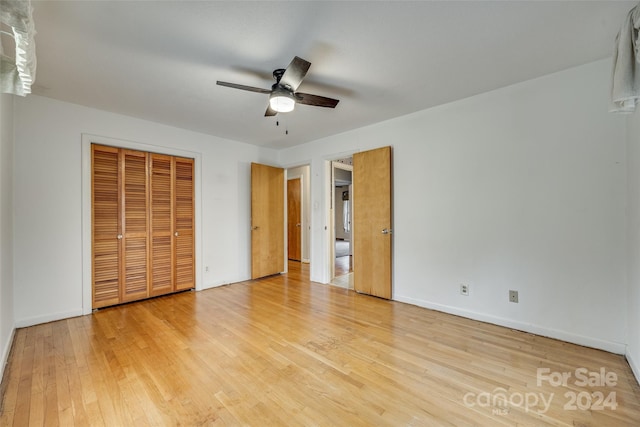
[92,145,121,308]
[175,233,194,290]
[122,150,149,302]
[150,154,174,296]
[174,157,194,291]
[123,237,148,299]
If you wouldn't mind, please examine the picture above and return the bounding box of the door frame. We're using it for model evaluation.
[285,164,311,265]
[287,176,303,262]
[81,134,203,315]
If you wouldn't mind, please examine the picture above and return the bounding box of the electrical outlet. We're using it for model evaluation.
[509,290,519,303]
[205,266,209,272]
[460,284,469,296]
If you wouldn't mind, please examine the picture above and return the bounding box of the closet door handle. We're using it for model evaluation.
[117,234,123,240]
[175,232,179,237]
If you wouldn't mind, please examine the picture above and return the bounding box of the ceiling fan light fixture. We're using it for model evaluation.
[269,91,295,113]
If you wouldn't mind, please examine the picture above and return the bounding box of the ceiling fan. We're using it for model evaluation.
[217,56,340,116]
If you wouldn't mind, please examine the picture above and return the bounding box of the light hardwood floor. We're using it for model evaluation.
[2,262,640,426]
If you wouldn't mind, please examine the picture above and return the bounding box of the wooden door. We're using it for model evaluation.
[174,157,195,291]
[251,163,285,279]
[287,178,302,261]
[149,154,174,296]
[92,145,121,308]
[121,149,149,302]
[92,145,194,308]
[353,146,392,299]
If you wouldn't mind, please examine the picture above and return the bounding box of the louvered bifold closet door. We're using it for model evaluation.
[122,150,150,302]
[92,145,194,308]
[92,145,121,308]
[174,157,195,291]
[149,154,174,296]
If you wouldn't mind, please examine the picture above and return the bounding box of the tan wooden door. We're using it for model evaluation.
[287,178,302,261]
[353,146,392,299]
[92,145,121,308]
[121,149,149,302]
[149,154,174,296]
[174,157,195,291]
[251,163,285,279]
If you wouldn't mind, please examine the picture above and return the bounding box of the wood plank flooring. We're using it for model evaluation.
[2,261,640,426]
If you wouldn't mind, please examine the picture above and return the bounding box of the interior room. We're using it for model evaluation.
[332,158,353,287]
[2,1,640,425]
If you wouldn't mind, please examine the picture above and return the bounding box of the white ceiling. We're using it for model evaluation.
[30,1,635,149]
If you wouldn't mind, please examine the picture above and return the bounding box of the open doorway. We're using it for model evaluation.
[330,158,353,288]
[286,165,311,278]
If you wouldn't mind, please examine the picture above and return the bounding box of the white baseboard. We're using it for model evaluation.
[394,295,626,355]
[202,281,230,290]
[14,309,84,328]
[626,348,640,387]
[1,327,15,383]
[202,276,251,291]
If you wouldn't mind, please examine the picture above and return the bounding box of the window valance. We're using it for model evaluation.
[1,0,36,96]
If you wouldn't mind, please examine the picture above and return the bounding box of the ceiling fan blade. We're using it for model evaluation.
[295,92,340,108]
[280,56,311,91]
[217,81,271,94]
[265,105,278,117]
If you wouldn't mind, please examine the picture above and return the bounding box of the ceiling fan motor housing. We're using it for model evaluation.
[273,68,286,83]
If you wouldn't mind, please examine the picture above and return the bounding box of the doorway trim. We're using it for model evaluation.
[285,164,311,265]
[81,134,203,315]
[286,175,304,262]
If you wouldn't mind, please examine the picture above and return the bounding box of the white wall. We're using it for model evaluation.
[286,165,311,262]
[13,95,277,327]
[280,59,628,353]
[626,107,640,380]
[0,93,15,379]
